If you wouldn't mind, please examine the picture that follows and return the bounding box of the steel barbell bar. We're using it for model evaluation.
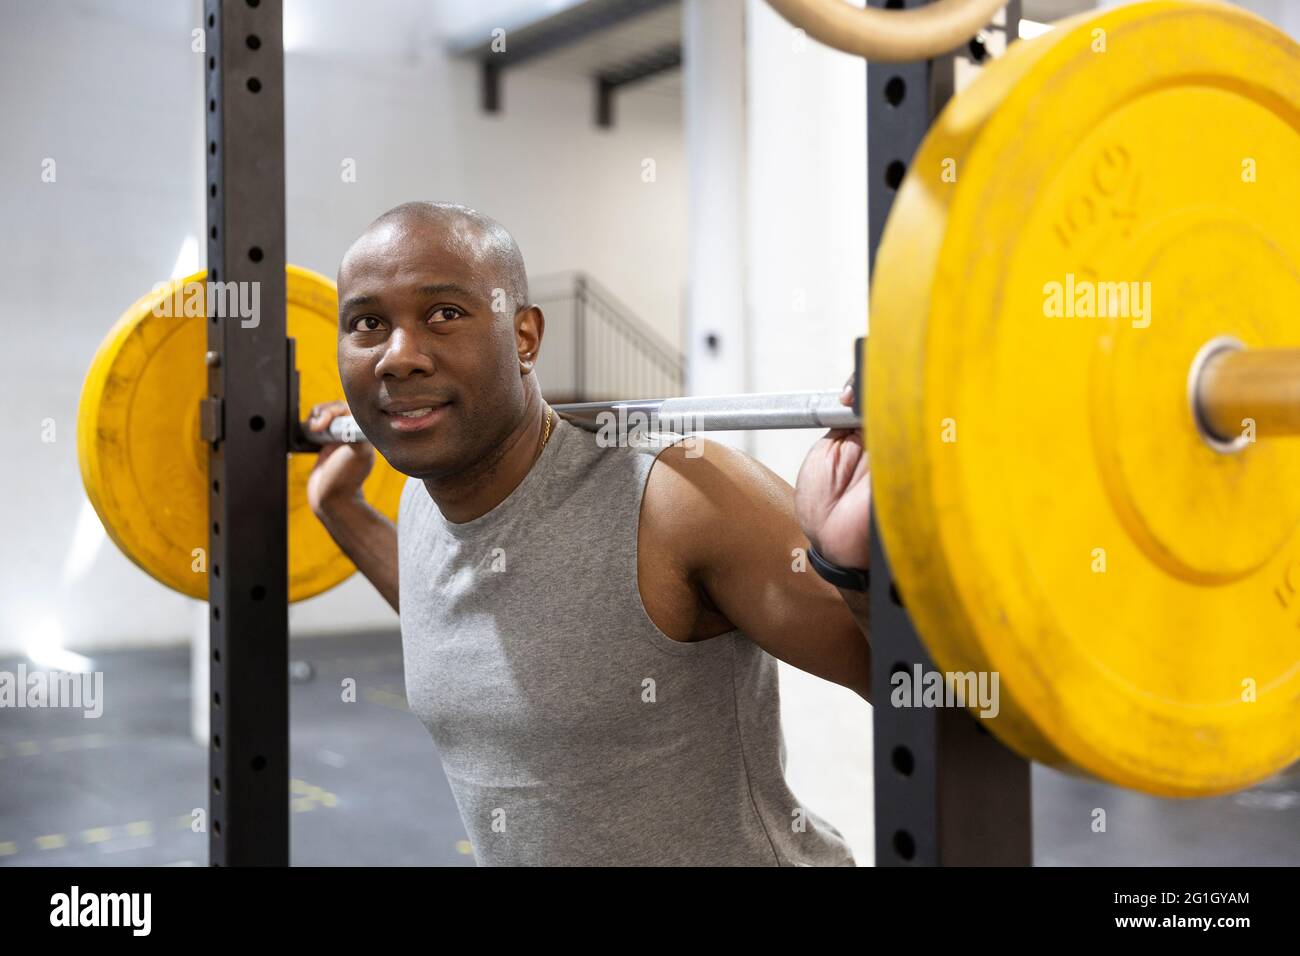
[299,344,1300,448]
[298,389,859,443]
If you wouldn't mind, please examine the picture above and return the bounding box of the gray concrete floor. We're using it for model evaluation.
[0,632,1295,866]
[0,633,470,866]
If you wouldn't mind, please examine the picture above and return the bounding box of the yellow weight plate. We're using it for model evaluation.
[869,1,1300,796]
[78,265,405,603]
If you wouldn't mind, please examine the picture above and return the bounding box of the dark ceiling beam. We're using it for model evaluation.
[595,42,682,128]
[451,0,678,114]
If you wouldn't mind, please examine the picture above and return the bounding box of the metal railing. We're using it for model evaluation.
[532,271,684,403]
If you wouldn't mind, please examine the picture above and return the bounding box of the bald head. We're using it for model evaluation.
[346,201,529,316]
[334,201,546,482]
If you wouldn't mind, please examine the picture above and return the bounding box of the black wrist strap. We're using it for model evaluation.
[808,542,870,592]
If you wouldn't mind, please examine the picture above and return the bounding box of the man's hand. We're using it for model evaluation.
[303,401,400,612]
[794,377,870,569]
[306,401,375,517]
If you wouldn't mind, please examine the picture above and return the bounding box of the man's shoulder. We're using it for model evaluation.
[643,437,765,499]
[639,437,774,560]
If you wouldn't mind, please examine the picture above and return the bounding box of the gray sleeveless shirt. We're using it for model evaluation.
[397,416,855,866]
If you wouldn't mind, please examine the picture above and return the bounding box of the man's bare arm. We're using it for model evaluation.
[316,498,400,613]
[306,401,400,614]
[835,588,869,649]
[643,439,871,701]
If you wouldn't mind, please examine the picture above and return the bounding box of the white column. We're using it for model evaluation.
[682,0,749,450]
[191,599,209,745]
[191,15,209,747]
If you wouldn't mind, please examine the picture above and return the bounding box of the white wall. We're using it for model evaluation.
[744,0,873,867]
[0,0,686,654]
[284,49,687,344]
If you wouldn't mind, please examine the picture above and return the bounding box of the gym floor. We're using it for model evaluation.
[2,634,1294,867]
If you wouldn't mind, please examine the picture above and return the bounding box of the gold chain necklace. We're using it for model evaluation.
[537,405,554,458]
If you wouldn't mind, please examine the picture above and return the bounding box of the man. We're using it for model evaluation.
[307,201,872,866]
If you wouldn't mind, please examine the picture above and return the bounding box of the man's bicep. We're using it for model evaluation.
[665,441,871,698]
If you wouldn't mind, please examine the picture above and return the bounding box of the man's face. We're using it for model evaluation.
[336,217,531,478]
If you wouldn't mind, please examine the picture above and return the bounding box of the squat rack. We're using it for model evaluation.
[201,0,1031,867]
[204,0,290,867]
[865,0,1031,865]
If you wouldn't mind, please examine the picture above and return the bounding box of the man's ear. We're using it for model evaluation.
[516,305,545,372]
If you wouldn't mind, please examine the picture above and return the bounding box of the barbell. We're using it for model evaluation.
[313,342,1296,447]
[311,390,862,439]
[77,1,1300,798]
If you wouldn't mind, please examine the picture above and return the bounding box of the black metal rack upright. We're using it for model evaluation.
[866,0,1033,866]
[204,0,290,867]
